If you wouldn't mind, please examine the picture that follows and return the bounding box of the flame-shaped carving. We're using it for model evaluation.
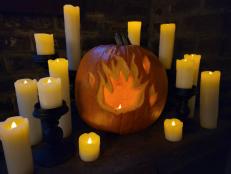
[88,72,95,88]
[96,55,148,115]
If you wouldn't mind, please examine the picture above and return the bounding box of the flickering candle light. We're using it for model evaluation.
[164,118,183,142]
[0,116,33,174]
[176,59,194,89]
[159,23,176,69]
[48,58,72,137]
[128,21,142,46]
[34,33,55,55]
[37,77,62,109]
[63,4,81,70]
[200,71,221,129]
[14,79,42,145]
[79,132,100,162]
[184,54,201,118]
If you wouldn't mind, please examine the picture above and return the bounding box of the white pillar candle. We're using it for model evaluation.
[79,132,100,162]
[164,118,183,142]
[14,79,42,145]
[184,54,201,118]
[159,23,176,69]
[0,116,33,174]
[128,21,142,46]
[48,58,72,137]
[176,59,194,89]
[34,33,55,55]
[37,77,62,109]
[63,4,81,70]
[184,54,201,86]
[200,71,221,129]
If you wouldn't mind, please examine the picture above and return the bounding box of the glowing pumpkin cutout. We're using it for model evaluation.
[75,45,168,134]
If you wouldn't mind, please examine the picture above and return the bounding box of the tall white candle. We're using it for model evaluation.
[63,4,81,70]
[37,77,62,109]
[0,116,33,174]
[159,23,176,69]
[128,21,142,46]
[200,71,221,129]
[14,79,42,145]
[184,54,201,118]
[34,33,55,55]
[48,58,72,137]
[176,59,194,89]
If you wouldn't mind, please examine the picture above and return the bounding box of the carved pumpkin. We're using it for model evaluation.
[75,45,168,134]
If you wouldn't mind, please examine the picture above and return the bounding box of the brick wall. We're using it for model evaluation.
[0,0,230,119]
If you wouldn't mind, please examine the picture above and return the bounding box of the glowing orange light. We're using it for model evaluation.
[87,137,92,144]
[11,122,17,129]
[171,121,176,127]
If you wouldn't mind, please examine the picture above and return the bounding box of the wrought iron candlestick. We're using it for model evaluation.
[175,86,196,120]
[33,100,75,167]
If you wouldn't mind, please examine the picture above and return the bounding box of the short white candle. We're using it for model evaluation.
[176,59,194,89]
[37,77,62,109]
[34,33,55,55]
[164,118,183,142]
[14,79,42,145]
[63,4,81,70]
[79,132,100,162]
[128,21,142,46]
[159,23,176,69]
[48,58,72,137]
[200,71,221,129]
[0,116,33,174]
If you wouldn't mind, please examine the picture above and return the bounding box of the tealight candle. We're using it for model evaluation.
[0,116,33,174]
[48,58,72,137]
[184,54,202,118]
[128,21,142,45]
[79,132,100,162]
[176,59,194,89]
[34,33,55,55]
[164,118,183,142]
[159,23,176,69]
[14,79,42,145]
[63,4,81,70]
[37,77,62,109]
[200,71,221,129]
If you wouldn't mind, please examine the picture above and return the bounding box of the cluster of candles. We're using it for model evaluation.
[0,3,221,174]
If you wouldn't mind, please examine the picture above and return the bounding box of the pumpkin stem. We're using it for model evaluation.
[114,32,131,46]
[114,32,123,46]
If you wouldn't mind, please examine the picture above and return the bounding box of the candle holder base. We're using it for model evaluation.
[175,86,196,121]
[33,101,75,167]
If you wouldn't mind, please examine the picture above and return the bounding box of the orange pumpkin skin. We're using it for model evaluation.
[75,45,168,134]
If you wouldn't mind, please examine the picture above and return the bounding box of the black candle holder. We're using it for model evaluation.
[33,100,75,167]
[175,86,196,120]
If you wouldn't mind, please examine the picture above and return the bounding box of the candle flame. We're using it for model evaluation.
[47,78,52,83]
[171,121,176,126]
[87,137,92,144]
[56,59,60,62]
[209,71,213,75]
[115,104,122,110]
[11,122,17,129]
[23,80,28,84]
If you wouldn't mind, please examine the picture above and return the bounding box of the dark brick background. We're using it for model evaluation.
[0,0,230,120]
